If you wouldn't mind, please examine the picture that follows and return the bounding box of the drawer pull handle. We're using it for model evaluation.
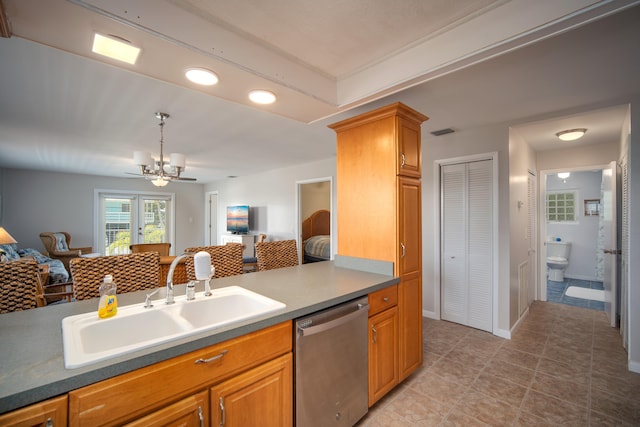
[198,406,204,427]
[195,349,228,364]
[401,152,406,168]
[383,297,389,302]
[371,325,377,344]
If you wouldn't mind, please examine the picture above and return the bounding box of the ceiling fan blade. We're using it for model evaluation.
[176,177,197,182]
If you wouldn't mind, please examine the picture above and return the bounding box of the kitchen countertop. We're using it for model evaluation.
[0,256,397,413]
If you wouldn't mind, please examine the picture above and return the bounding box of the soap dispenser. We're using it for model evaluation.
[98,275,118,318]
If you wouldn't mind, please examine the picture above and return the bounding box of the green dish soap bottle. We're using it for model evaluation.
[98,275,118,318]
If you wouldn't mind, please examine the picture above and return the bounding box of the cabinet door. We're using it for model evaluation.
[398,176,423,380]
[211,353,292,427]
[398,276,423,380]
[124,390,208,427]
[0,395,67,427]
[368,307,398,406]
[397,117,422,178]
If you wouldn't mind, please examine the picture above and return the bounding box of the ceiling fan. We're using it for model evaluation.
[127,112,196,186]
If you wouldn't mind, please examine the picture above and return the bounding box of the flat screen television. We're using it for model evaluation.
[227,205,250,234]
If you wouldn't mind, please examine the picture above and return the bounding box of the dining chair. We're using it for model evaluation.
[184,244,244,280]
[130,242,171,256]
[69,252,160,301]
[242,234,267,273]
[255,239,299,271]
[0,259,44,313]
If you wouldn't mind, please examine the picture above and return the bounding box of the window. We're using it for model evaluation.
[95,190,174,255]
[546,191,576,222]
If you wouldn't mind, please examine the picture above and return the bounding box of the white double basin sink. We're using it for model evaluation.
[62,286,286,369]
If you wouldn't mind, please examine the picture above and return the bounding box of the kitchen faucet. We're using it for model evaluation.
[166,252,191,304]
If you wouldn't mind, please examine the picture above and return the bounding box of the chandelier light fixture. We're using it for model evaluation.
[131,112,196,186]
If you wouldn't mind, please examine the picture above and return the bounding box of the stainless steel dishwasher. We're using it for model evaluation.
[295,296,369,426]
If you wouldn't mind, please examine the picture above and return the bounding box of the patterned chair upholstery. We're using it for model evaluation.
[0,243,69,284]
[0,259,43,313]
[39,232,93,273]
[184,244,244,280]
[255,240,299,271]
[69,252,160,301]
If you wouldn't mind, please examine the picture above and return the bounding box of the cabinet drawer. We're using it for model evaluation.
[368,285,398,316]
[69,321,292,427]
[0,395,67,427]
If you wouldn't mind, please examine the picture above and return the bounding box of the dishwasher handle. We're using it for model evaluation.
[298,303,369,337]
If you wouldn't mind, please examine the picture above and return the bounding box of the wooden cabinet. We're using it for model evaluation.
[68,321,291,426]
[123,390,209,427]
[0,395,67,427]
[331,102,427,402]
[368,305,398,406]
[210,353,292,427]
[398,176,423,380]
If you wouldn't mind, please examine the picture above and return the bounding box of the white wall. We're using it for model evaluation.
[0,168,205,254]
[626,99,640,372]
[546,170,602,281]
[422,123,512,334]
[204,158,336,244]
[508,129,537,323]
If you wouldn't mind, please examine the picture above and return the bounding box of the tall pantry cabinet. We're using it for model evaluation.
[330,102,428,403]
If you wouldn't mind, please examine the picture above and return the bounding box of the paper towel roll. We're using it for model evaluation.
[194,251,212,280]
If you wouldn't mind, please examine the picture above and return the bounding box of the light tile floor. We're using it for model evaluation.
[357,301,640,426]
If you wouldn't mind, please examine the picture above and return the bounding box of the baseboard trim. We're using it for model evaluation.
[629,359,640,374]
[423,310,437,320]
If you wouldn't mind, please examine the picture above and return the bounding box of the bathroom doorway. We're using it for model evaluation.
[539,165,617,318]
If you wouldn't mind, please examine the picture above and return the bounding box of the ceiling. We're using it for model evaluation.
[1,0,639,183]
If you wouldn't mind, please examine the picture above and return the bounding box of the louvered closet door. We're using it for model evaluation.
[441,160,493,332]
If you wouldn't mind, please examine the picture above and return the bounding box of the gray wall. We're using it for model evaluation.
[0,169,205,254]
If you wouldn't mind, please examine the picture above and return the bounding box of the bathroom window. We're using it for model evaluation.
[546,191,576,222]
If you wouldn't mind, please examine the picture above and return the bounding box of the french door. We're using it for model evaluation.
[95,191,174,255]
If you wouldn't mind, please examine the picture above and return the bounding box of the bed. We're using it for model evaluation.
[301,209,331,263]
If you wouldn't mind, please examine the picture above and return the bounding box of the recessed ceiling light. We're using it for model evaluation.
[185,68,219,86]
[249,90,276,105]
[92,33,140,65]
[555,128,587,141]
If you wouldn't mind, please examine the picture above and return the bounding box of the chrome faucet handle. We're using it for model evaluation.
[204,266,215,296]
[144,288,161,308]
[186,280,197,301]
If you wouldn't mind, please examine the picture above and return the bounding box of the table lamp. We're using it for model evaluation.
[0,227,17,262]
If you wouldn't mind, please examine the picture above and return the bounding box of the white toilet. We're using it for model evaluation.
[546,241,571,282]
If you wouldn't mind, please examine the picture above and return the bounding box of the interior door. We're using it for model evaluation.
[207,192,218,245]
[441,160,493,332]
[602,161,617,327]
[528,170,537,303]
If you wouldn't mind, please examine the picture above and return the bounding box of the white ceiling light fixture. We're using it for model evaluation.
[557,172,570,183]
[555,128,587,141]
[185,67,219,86]
[92,33,140,65]
[249,89,276,105]
[131,112,196,186]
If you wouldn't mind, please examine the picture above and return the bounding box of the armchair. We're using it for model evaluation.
[39,232,93,273]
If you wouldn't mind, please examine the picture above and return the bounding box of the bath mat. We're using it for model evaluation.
[565,286,605,302]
